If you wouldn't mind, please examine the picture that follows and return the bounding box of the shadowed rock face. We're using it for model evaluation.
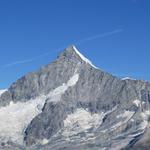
[0,45,150,150]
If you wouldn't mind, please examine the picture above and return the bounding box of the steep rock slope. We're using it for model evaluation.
[0,45,150,150]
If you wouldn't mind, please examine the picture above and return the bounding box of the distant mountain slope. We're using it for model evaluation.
[0,90,7,96]
[0,46,150,150]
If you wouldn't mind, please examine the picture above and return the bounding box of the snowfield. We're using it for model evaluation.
[63,108,104,137]
[0,96,46,144]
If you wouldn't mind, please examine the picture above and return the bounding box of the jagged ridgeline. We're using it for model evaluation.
[0,45,150,150]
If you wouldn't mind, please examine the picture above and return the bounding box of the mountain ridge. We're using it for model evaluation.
[0,45,150,150]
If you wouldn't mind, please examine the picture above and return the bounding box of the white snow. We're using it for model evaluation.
[112,110,135,130]
[139,120,148,130]
[0,95,46,144]
[141,110,150,120]
[0,89,7,96]
[140,110,150,129]
[116,110,134,119]
[128,130,145,138]
[62,108,104,137]
[133,99,141,107]
[121,77,136,80]
[41,138,49,145]
[73,46,99,69]
[47,74,79,102]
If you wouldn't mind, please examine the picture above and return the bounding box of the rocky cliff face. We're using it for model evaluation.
[0,45,150,150]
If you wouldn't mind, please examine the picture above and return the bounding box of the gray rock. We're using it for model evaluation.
[0,45,150,150]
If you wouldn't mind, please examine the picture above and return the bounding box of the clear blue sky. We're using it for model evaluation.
[0,0,150,88]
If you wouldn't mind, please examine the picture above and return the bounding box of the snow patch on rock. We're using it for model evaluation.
[140,110,150,129]
[121,77,136,80]
[47,74,79,102]
[62,108,104,137]
[133,99,141,107]
[112,110,135,130]
[41,138,49,145]
[116,110,135,119]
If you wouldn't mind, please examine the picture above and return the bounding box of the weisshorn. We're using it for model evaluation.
[0,45,150,150]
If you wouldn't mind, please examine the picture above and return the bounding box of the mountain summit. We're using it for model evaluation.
[0,46,150,150]
[60,45,98,69]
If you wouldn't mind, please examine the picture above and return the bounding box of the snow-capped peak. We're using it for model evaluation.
[72,45,99,69]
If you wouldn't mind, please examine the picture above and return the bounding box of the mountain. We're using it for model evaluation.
[0,45,150,150]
